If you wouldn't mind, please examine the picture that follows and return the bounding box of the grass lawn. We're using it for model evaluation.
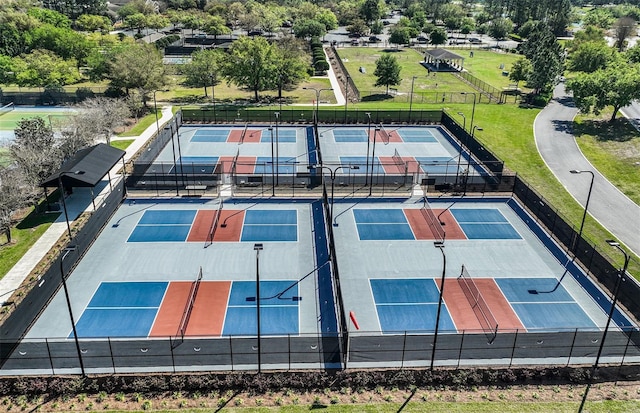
[0,205,59,279]
[0,147,9,167]
[460,50,532,92]
[110,139,135,151]
[118,110,161,137]
[574,110,640,205]
[0,110,73,131]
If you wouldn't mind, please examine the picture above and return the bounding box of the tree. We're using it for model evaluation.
[360,0,382,23]
[489,17,513,46]
[10,117,61,191]
[389,26,411,47]
[272,43,309,99]
[107,43,166,105]
[293,19,326,39]
[613,16,637,51]
[12,49,82,87]
[0,166,33,244]
[567,64,640,122]
[520,22,564,94]
[568,42,614,73]
[124,13,147,34]
[182,48,225,97]
[65,97,131,147]
[626,43,640,63]
[509,57,532,89]
[223,36,277,101]
[430,27,447,47]
[346,18,368,38]
[374,53,401,95]
[75,14,112,32]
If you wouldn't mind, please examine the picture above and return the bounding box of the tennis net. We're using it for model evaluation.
[392,149,405,172]
[420,204,445,243]
[177,266,203,339]
[378,123,391,144]
[0,102,14,117]
[204,200,223,248]
[458,265,498,343]
[239,123,249,143]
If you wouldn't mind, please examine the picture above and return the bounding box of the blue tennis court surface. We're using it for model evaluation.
[397,129,437,142]
[354,209,414,240]
[191,129,230,142]
[333,129,368,142]
[74,282,169,338]
[496,278,597,330]
[261,129,297,143]
[223,281,299,336]
[371,279,455,333]
[254,157,297,174]
[128,210,196,242]
[415,157,459,174]
[241,210,298,242]
[451,209,521,240]
[340,157,384,174]
[173,156,218,174]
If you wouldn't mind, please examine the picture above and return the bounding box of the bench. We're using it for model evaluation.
[185,185,207,196]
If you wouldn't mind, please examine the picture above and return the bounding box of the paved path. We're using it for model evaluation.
[0,106,174,305]
[534,84,640,257]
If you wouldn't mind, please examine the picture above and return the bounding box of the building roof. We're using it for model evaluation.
[40,144,125,188]
[425,49,464,60]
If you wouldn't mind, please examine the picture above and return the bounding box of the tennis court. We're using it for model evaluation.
[332,198,633,338]
[0,105,75,143]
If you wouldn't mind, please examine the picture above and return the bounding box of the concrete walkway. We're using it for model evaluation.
[534,84,640,257]
[0,106,174,305]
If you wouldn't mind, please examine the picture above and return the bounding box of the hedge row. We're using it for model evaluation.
[310,38,329,74]
[0,366,636,397]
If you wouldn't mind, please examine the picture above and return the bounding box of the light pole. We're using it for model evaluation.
[462,126,482,195]
[409,76,418,122]
[460,92,477,132]
[457,111,466,131]
[58,171,85,240]
[210,74,217,123]
[578,239,629,413]
[365,113,372,188]
[60,246,85,376]
[274,112,280,186]
[308,164,360,226]
[344,75,350,123]
[569,169,595,253]
[431,241,446,371]
[302,87,333,125]
[369,127,380,196]
[165,124,183,194]
[153,90,160,134]
[253,243,263,373]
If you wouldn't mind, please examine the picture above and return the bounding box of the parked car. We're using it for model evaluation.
[417,36,428,43]
[248,29,263,36]
[369,36,381,42]
[468,37,482,44]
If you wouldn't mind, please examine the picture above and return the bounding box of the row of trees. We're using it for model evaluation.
[0,97,130,243]
[182,36,309,101]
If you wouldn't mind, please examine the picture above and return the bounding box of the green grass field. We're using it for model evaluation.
[460,50,532,92]
[0,109,73,130]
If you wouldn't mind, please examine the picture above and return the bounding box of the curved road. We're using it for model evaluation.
[534,84,640,257]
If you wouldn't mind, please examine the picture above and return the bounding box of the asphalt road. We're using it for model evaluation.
[534,83,640,257]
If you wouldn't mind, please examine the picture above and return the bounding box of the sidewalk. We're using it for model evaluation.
[534,84,640,257]
[0,106,174,305]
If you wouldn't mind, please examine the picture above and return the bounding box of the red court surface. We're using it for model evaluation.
[404,209,465,240]
[213,210,245,242]
[216,156,235,174]
[150,282,193,337]
[227,129,262,143]
[184,281,231,336]
[235,157,258,174]
[368,129,403,142]
[442,278,525,332]
[187,210,217,242]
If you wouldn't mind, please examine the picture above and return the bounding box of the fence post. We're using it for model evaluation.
[45,338,55,375]
[401,331,407,369]
[509,329,519,368]
[616,328,635,385]
[169,337,176,373]
[108,337,115,374]
[567,328,578,367]
[229,336,234,372]
[457,331,465,369]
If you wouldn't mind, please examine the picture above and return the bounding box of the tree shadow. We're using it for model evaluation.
[551,119,574,134]
[574,118,637,143]
[361,93,395,102]
[554,96,576,108]
[16,202,60,231]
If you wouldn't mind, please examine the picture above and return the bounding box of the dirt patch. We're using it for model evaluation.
[1,382,639,411]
